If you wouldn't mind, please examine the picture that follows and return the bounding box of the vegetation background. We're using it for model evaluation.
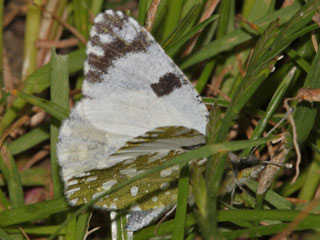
[0,0,320,239]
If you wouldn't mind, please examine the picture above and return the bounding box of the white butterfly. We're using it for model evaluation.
[57,10,208,231]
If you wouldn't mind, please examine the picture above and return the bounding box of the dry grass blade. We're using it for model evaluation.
[38,5,87,45]
[0,115,30,148]
[145,0,161,31]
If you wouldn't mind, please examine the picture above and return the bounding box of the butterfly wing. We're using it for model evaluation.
[57,10,208,213]
[82,10,208,137]
[59,122,205,209]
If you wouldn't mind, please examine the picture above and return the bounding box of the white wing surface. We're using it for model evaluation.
[57,10,208,226]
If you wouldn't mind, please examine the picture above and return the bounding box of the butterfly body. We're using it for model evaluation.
[219,153,266,196]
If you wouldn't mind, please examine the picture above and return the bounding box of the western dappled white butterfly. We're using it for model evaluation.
[57,10,208,231]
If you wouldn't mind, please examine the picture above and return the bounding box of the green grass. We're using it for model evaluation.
[1,0,320,239]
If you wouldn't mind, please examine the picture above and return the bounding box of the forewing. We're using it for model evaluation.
[82,10,208,137]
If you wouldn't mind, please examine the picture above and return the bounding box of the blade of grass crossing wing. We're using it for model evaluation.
[172,165,190,240]
[75,212,91,239]
[66,211,77,240]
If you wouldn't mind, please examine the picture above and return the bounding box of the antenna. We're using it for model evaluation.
[261,160,292,168]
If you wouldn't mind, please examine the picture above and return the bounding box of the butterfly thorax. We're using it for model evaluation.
[219,153,266,195]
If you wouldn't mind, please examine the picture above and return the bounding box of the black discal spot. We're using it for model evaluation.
[86,11,151,84]
[151,73,182,97]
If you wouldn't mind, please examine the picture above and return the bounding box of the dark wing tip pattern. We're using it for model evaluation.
[84,10,152,84]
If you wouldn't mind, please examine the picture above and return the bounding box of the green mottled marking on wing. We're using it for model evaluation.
[66,126,204,210]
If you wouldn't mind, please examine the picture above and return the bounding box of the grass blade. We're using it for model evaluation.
[166,15,218,57]
[12,90,69,121]
[0,48,85,134]
[180,2,301,69]
[50,48,69,201]
[0,198,70,227]
[0,146,24,208]
[172,165,189,240]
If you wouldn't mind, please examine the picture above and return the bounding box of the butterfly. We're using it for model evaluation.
[57,10,208,231]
